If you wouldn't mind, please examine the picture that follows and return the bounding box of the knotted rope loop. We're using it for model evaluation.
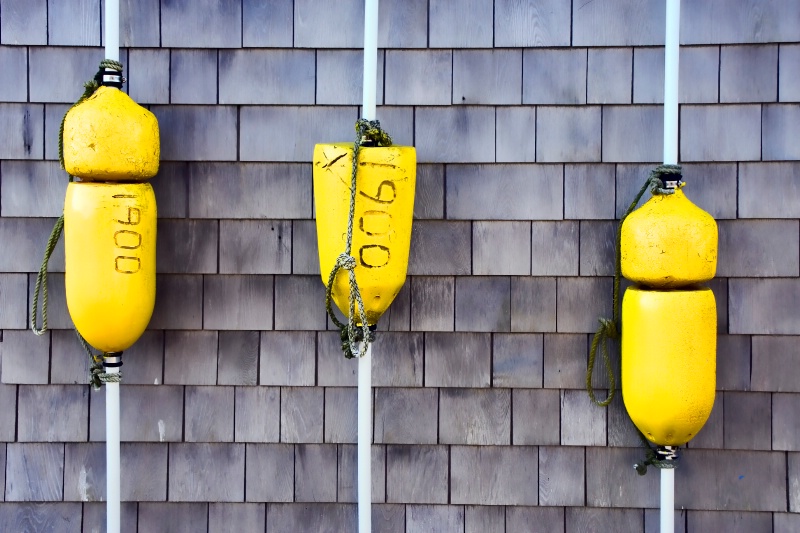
[323,119,392,359]
[634,444,679,475]
[585,164,684,407]
[76,332,122,390]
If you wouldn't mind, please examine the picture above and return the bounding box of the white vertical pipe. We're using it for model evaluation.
[663,0,680,165]
[357,344,372,533]
[661,468,675,533]
[105,367,121,533]
[104,0,120,61]
[359,2,379,532]
[362,0,379,121]
[661,1,680,532]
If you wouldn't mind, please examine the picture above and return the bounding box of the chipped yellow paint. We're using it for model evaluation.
[621,188,717,288]
[622,286,716,446]
[313,143,416,326]
[63,86,160,181]
[64,182,156,353]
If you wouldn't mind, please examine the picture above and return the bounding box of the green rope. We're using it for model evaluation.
[324,119,392,359]
[32,59,124,389]
[585,164,683,473]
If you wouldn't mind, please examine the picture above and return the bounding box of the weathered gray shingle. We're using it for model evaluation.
[294,0,362,48]
[295,444,338,502]
[407,505,464,533]
[385,50,451,106]
[682,0,800,44]
[453,50,522,105]
[374,388,438,444]
[128,49,171,104]
[139,503,208,533]
[1,330,49,385]
[429,0,493,48]
[602,105,663,162]
[274,275,325,331]
[414,107,495,163]
[540,445,585,506]
[281,386,324,443]
[730,279,800,334]
[235,387,279,442]
[473,221,530,276]
[218,331,259,386]
[410,276,454,331]
[240,106,355,162]
[0,104,44,159]
[681,105,761,162]
[169,443,245,501]
[773,394,800,451]
[447,164,563,220]
[451,445,538,504]
[718,220,799,277]
[157,219,218,274]
[164,330,217,384]
[720,45,778,103]
[48,0,100,46]
[242,0,293,47]
[151,106,237,161]
[337,444,386,503]
[780,44,800,102]
[5,443,64,501]
[425,333,491,387]
[573,0,664,46]
[371,332,424,387]
[564,165,615,220]
[189,163,312,219]
[0,0,47,45]
[209,503,266,533]
[557,277,613,333]
[588,48,632,104]
[161,0,241,48]
[537,106,601,162]
[245,443,293,502]
[204,275,273,331]
[260,331,316,386]
[317,50,384,107]
[324,387,357,443]
[567,508,643,533]
[494,0,571,47]
[492,333,543,388]
[150,275,203,330]
[723,391,771,450]
[716,334,751,392]
[455,276,510,332]
[543,333,588,389]
[752,336,800,392]
[185,385,234,442]
[739,162,800,218]
[220,50,315,105]
[386,445,448,504]
[580,221,617,276]
[407,221,471,275]
[561,389,606,446]
[510,276,557,332]
[170,50,218,105]
[439,388,510,445]
[29,47,106,103]
[17,385,88,442]
[507,507,565,533]
[634,47,721,104]
[513,389,561,445]
[465,505,504,533]
[496,106,536,162]
[762,104,800,160]
[523,49,587,105]
[267,503,356,532]
[0,46,27,102]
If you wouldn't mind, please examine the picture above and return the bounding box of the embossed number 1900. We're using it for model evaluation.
[358,180,395,268]
[113,195,142,274]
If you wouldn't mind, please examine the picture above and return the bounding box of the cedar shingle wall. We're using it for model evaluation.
[1,0,799,531]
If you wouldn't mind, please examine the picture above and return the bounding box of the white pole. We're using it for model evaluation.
[660,1,680,532]
[362,0,379,121]
[357,344,372,533]
[661,468,675,533]
[358,2,379,532]
[104,0,120,61]
[663,0,680,166]
[104,358,121,533]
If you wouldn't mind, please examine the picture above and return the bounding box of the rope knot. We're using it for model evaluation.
[598,317,619,339]
[649,164,683,195]
[336,253,357,271]
[355,118,392,147]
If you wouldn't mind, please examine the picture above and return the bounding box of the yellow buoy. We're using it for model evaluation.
[62,86,160,181]
[621,188,717,288]
[64,182,157,353]
[622,286,716,446]
[313,143,416,326]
